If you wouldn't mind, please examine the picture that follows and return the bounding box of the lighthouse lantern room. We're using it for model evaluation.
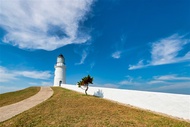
[54,54,66,86]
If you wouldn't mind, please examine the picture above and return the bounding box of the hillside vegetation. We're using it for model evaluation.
[0,87,189,127]
[0,87,40,107]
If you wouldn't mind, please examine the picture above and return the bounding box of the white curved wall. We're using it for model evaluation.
[61,84,190,121]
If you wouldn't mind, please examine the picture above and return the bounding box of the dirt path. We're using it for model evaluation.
[0,86,53,122]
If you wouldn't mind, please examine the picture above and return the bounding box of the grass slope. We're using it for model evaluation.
[0,87,189,127]
[0,87,40,107]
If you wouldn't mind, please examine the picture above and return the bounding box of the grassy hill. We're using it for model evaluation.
[0,87,189,127]
[0,87,40,107]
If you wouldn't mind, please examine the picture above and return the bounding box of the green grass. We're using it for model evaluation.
[0,87,40,107]
[0,87,189,127]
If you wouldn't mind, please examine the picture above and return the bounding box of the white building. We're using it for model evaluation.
[53,54,66,86]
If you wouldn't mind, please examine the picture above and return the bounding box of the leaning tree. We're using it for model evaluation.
[77,75,93,95]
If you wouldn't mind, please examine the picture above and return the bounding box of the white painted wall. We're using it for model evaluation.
[61,84,190,121]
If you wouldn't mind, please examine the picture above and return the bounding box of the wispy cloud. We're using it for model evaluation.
[41,81,53,86]
[0,66,18,82]
[119,80,132,85]
[118,75,136,85]
[118,80,141,86]
[29,81,52,86]
[129,34,190,70]
[154,75,190,81]
[148,74,190,85]
[111,34,127,59]
[15,71,51,80]
[149,82,190,94]
[75,50,88,65]
[95,74,190,94]
[0,85,24,94]
[150,34,189,65]
[147,80,167,85]
[128,60,147,70]
[0,0,94,50]
[0,66,51,82]
[94,83,119,89]
[112,51,122,59]
[90,62,95,69]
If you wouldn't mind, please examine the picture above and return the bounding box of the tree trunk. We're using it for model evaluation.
[85,85,89,95]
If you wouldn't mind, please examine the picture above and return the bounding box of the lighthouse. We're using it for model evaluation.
[54,54,66,86]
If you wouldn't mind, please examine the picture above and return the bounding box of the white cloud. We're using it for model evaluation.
[148,74,190,85]
[111,51,122,59]
[119,80,132,85]
[90,62,95,69]
[29,81,52,86]
[154,75,190,81]
[119,75,135,85]
[75,50,88,65]
[97,83,119,88]
[150,82,190,91]
[128,60,147,70]
[15,70,51,79]
[0,0,94,50]
[0,66,51,82]
[41,81,53,86]
[28,82,39,86]
[94,75,190,94]
[151,34,189,65]
[118,80,128,85]
[129,34,190,70]
[0,66,18,82]
[0,85,24,94]
[147,80,168,85]
[118,80,141,86]
[125,75,133,82]
[111,34,127,59]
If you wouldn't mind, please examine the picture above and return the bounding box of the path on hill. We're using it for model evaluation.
[0,86,53,122]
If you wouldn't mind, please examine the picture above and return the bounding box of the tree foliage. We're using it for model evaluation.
[77,75,93,95]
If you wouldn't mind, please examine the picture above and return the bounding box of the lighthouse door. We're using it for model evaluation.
[59,81,62,86]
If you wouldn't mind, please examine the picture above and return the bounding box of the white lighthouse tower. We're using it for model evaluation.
[54,54,66,86]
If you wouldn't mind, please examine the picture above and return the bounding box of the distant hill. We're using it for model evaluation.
[0,87,189,126]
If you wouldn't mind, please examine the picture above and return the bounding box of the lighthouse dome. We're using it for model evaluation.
[57,54,65,64]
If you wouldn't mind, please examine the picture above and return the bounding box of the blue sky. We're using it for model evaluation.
[0,0,190,94]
